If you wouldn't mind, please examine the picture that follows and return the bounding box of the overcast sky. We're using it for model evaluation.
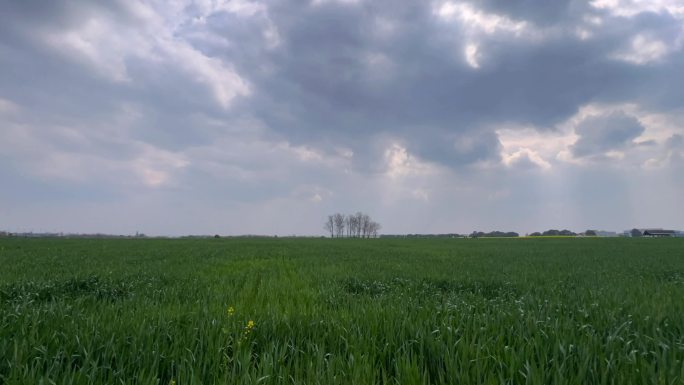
[1,0,683,236]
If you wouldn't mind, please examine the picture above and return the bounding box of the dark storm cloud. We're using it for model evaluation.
[667,134,684,148]
[465,0,586,25]
[571,112,645,158]
[3,0,683,169]
[181,0,684,168]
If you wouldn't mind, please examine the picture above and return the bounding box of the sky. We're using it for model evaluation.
[1,0,683,236]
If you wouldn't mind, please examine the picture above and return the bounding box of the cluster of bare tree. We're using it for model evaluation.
[324,212,381,238]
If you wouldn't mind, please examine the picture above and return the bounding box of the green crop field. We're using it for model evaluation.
[1,237,683,385]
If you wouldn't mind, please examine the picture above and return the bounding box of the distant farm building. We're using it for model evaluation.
[623,228,681,237]
[642,229,677,237]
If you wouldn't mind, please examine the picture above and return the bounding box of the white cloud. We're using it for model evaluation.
[552,104,684,168]
[497,126,576,167]
[0,98,20,115]
[163,41,250,108]
[587,1,684,64]
[502,148,552,170]
[590,0,684,18]
[612,34,669,64]
[434,2,542,69]
[312,0,361,6]
[464,43,481,68]
[435,2,529,36]
[46,17,138,82]
[384,143,435,179]
[575,28,591,40]
[497,103,684,169]
[132,144,189,187]
[570,103,682,144]
[640,134,684,169]
[277,142,324,162]
[42,1,251,108]
[0,111,188,188]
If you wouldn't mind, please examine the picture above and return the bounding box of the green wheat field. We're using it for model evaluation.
[1,237,683,384]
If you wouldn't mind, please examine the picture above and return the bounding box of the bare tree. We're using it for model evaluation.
[369,221,381,238]
[355,212,364,238]
[324,215,334,238]
[333,213,345,238]
[325,212,381,238]
[362,213,371,238]
[348,214,358,238]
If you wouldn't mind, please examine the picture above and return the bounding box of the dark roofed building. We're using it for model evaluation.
[642,229,676,237]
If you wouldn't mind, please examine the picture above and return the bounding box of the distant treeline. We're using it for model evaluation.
[529,229,578,237]
[469,231,519,238]
[380,230,592,238]
[0,232,145,239]
[380,234,464,238]
[381,231,520,238]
